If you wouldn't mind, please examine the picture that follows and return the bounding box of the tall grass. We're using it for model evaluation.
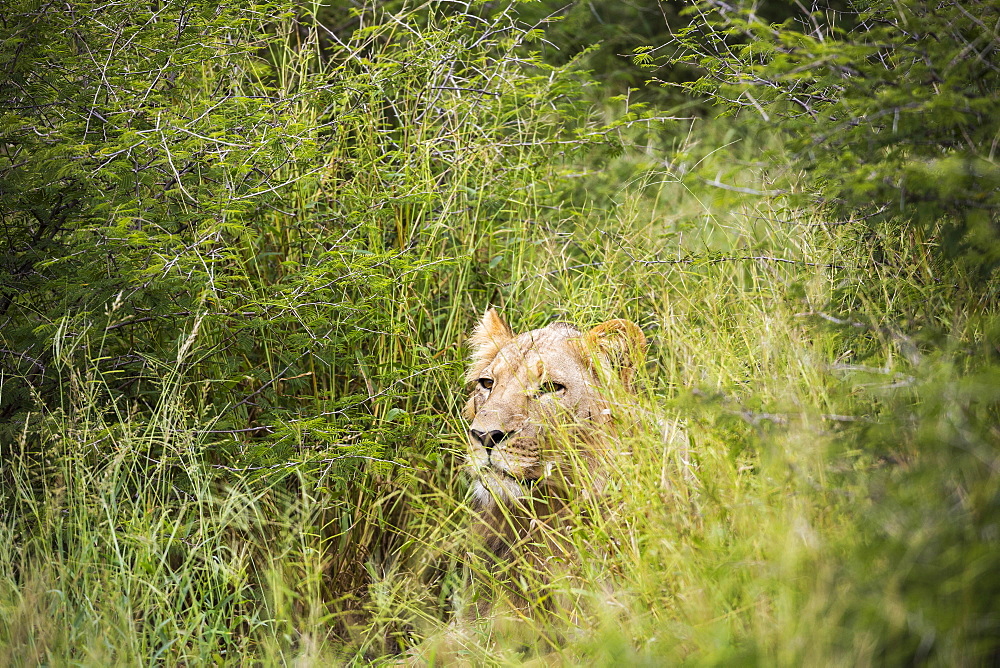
[2,1,998,665]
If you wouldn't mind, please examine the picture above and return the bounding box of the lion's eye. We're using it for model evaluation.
[478,378,494,390]
[539,381,565,394]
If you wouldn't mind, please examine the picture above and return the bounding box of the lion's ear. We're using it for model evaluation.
[582,319,647,391]
[466,307,514,382]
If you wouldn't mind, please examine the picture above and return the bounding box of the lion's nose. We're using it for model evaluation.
[469,429,512,455]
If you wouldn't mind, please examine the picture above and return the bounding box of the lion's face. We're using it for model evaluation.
[463,309,646,510]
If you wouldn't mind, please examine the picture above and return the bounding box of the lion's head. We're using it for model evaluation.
[463,308,646,513]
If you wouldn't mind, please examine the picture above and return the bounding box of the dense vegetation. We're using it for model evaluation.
[1,0,997,664]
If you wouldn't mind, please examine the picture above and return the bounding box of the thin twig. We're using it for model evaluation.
[505,252,845,286]
[700,178,788,196]
[210,454,409,472]
[601,230,845,269]
[796,311,922,366]
[429,86,499,96]
[0,348,46,375]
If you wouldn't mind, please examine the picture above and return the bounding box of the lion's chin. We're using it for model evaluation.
[470,469,527,509]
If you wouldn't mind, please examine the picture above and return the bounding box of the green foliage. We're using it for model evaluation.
[511,0,688,98]
[1,0,396,452]
[0,0,598,470]
[672,0,1000,273]
[313,0,695,102]
[1,0,999,665]
[661,2,1000,661]
[832,360,1000,663]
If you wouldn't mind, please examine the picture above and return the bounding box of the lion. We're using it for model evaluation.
[405,309,648,661]
[461,307,646,590]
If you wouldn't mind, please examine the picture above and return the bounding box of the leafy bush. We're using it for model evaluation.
[672,0,1000,273]
[0,0,598,470]
[1,2,394,452]
[665,2,1000,662]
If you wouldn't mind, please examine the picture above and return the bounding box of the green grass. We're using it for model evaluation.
[7,121,995,664]
[2,2,998,665]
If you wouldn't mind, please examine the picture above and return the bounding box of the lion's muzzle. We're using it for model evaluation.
[469,428,515,455]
